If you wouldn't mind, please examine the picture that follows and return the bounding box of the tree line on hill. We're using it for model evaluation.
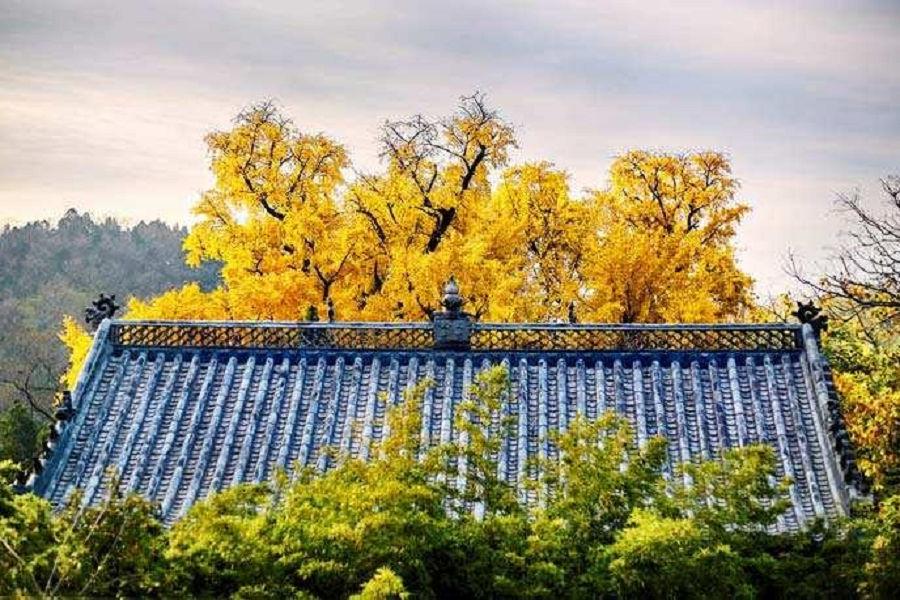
[0,210,219,465]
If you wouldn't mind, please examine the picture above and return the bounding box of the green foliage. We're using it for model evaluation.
[0,462,169,597]
[542,415,667,545]
[0,403,46,470]
[668,445,791,533]
[270,458,448,597]
[150,372,885,599]
[441,365,520,516]
[351,567,409,600]
[863,494,900,598]
[607,509,751,599]
[0,209,220,317]
[747,518,872,599]
[604,447,806,599]
[166,378,457,598]
[1,368,896,598]
[822,317,899,492]
[167,483,276,595]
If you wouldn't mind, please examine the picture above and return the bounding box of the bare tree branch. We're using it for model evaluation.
[788,175,900,334]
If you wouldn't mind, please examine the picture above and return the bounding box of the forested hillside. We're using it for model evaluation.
[0,209,219,463]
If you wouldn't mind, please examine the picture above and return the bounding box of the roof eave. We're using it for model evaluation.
[27,318,114,496]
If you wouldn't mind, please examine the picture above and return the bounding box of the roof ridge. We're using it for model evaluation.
[107,320,803,353]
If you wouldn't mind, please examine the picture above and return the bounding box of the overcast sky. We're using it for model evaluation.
[1,0,898,295]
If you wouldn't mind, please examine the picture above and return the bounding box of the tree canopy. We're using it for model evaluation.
[126,95,754,324]
[791,176,900,494]
[2,370,895,598]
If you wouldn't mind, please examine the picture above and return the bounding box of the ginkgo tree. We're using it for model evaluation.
[119,93,753,327]
[583,150,753,323]
[182,100,352,319]
[61,94,756,383]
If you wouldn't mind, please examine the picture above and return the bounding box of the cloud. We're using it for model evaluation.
[0,0,898,294]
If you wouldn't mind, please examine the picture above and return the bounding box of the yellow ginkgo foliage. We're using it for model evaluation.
[179,100,352,320]
[344,93,517,320]
[471,161,595,321]
[63,95,757,382]
[58,316,94,392]
[583,151,753,322]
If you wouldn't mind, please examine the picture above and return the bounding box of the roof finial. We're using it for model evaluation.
[792,300,828,337]
[434,276,471,349]
[85,293,120,331]
[441,275,464,317]
[304,305,320,322]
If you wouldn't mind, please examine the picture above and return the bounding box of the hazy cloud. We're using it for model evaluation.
[1,0,898,294]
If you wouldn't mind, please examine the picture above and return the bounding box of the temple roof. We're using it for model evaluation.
[30,317,862,529]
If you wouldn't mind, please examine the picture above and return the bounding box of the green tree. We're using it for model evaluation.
[607,510,751,599]
[606,447,790,599]
[0,463,169,597]
[0,404,45,471]
[2,364,888,598]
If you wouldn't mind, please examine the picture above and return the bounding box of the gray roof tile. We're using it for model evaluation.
[32,319,858,529]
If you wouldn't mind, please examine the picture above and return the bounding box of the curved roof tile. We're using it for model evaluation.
[30,319,861,529]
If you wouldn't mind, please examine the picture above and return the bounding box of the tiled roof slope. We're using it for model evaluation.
[31,319,860,530]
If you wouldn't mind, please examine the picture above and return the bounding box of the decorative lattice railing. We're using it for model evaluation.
[108,320,802,352]
[109,321,435,350]
[469,323,801,351]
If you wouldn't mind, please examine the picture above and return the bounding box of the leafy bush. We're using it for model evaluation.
[1,368,894,598]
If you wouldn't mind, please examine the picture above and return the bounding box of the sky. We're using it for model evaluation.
[1,0,898,296]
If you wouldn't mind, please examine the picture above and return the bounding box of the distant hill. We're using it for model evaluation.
[0,209,219,422]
